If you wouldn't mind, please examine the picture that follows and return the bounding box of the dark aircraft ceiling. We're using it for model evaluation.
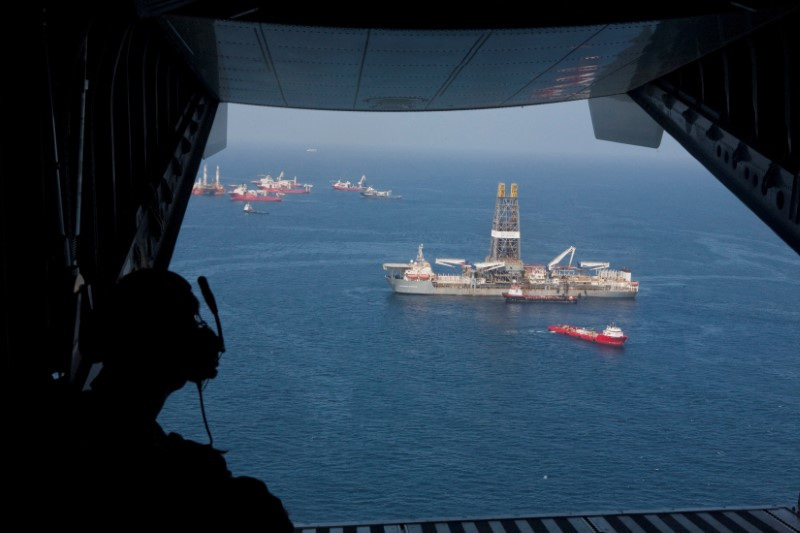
[152,3,797,111]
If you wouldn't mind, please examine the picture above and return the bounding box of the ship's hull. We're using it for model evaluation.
[386,276,637,298]
[548,325,627,345]
[192,187,226,195]
[229,193,282,202]
[504,294,577,303]
[259,188,310,194]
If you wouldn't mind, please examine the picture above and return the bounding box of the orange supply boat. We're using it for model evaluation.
[548,324,627,346]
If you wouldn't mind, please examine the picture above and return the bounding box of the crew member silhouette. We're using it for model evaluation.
[72,268,293,529]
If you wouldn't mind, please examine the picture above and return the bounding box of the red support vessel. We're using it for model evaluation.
[228,184,283,202]
[548,324,628,346]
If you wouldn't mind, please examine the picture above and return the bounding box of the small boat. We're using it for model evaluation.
[243,202,254,213]
[502,285,577,303]
[548,323,628,346]
[398,244,435,282]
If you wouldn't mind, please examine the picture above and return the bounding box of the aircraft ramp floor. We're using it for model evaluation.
[295,505,800,532]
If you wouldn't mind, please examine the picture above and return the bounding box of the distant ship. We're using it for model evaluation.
[243,202,254,213]
[228,184,283,202]
[360,186,401,199]
[192,164,226,196]
[382,183,639,298]
[548,324,628,346]
[332,175,367,191]
[254,171,313,194]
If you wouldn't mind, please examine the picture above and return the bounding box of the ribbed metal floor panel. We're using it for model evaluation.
[295,506,800,533]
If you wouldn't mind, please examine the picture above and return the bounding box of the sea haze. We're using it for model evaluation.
[159,144,800,525]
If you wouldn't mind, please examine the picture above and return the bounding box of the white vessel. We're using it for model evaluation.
[382,183,638,299]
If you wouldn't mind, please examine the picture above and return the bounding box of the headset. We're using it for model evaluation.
[186,276,226,385]
[79,271,227,444]
[190,276,227,446]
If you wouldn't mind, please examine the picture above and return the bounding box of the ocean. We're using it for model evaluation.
[159,143,800,526]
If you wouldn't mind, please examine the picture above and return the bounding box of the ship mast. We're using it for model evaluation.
[487,182,522,266]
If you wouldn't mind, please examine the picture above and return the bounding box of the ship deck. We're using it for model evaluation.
[295,505,800,532]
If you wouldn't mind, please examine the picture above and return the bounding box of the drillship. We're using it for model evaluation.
[382,182,639,298]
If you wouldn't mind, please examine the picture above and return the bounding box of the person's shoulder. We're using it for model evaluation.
[223,475,296,531]
[161,432,231,475]
[159,435,295,530]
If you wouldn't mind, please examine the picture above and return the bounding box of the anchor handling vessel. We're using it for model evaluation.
[382,183,639,298]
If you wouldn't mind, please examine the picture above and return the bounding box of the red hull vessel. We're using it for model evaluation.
[229,192,283,202]
[192,164,226,195]
[548,324,627,345]
[192,185,226,196]
[228,185,283,202]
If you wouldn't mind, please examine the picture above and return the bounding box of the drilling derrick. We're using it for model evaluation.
[487,182,522,267]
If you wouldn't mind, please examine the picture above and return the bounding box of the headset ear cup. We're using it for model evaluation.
[185,324,221,383]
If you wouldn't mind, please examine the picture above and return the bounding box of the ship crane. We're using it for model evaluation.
[256,171,284,180]
[579,261,610,271]
[435,258,466,268]
[473,261,506,272]
[548,246,576,271]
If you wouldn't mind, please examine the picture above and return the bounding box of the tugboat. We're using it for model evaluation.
[502,285,577,303]
[548,323,628,346]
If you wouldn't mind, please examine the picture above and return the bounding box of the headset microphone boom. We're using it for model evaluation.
[196,275,226,446]
[197,275,225,354]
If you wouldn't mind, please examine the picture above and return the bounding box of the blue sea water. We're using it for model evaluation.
[160,144,800,525]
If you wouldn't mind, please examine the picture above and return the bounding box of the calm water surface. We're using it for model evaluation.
[160,145,800,525]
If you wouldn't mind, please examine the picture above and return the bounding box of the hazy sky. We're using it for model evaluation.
[224,99,694,163]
